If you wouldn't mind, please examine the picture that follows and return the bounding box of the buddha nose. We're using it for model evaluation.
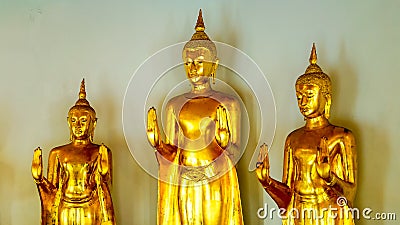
[301,96,307,106]
[189,63,196,72]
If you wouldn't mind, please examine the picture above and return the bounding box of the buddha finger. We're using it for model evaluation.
[216,106,221,127]
[222,107,228,129]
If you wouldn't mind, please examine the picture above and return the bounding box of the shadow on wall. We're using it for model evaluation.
[0,160,13,224]
[354,124,390,225]
[0,103,14,224]
[330,42,390,225]
[216,6,264,225]
[96,74,157,225]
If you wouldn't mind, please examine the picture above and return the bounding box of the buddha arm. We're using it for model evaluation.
[35,177,56,200]
[262,138,293,209]
[326,131,357,204]
[96,146,115,223]
[47,150,61,189]
[32,148,56,193]
[101,147,113,186]
[225,100,241,159]
[34,150,58,214]
[156,104,178,162]
[262,178,292,210]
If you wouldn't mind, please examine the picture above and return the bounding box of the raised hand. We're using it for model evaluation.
[98,144,109,176]
[215,105,230,149]
[32,147,43,182]
[255,144,271,185]
[147,107,162,148]
[316,136,331,179]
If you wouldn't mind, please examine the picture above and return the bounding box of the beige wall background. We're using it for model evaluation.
[0,0,399,224]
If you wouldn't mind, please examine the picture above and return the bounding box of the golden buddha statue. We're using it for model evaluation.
[147,9,244,225]
[256,44,357,224]
[32,79,115,225]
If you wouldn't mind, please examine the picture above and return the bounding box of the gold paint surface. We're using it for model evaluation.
[256,44,357,224]
[147,10,244,225]
[32,79,115,225]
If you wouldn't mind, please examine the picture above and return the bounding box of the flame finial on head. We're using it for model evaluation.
[309,43,317,65]
[195,9,205,32]
[189,9,211,41]
[304,43,323,74]
[74,78,92,108]
[79,78,86,100]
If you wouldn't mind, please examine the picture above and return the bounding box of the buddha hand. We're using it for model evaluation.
[32,147,43,182]
[147,107,162,148]
[215,105,230,149]
[98,144,109,176]
[316,137,331,179]
[255,144,271,186]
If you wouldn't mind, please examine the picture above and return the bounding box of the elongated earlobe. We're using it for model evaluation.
[211,58,219,84]
[324,94,331,119]
[89,118,97,142]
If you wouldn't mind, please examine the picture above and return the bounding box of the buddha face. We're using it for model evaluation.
[183,47,218,84]
[68,109,96,141]
[296,84,327,119]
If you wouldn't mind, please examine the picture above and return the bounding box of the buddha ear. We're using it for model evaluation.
[324,93,331,119]
[92,117,97,129]
[211,57,219,83]
[213,57,219,70]
[91,117,97,133]
[89,117,97,142]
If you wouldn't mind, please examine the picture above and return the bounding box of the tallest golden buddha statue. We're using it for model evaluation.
[147,10,244,225]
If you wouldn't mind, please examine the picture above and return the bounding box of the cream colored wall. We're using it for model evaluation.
[0,1,399,224]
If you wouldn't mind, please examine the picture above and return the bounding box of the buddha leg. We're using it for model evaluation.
[202,177,224,225]
[59,198,101,225]
[178,181,189,225]
[178,178,203,225]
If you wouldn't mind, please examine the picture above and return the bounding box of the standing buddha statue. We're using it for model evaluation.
[32,79,115,225]
[256,44,357,224]
[146,10,244,225]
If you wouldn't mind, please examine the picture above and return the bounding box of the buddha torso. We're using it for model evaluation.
[166,90,238,167]
[51,144,100,202]
[289,124,345,200]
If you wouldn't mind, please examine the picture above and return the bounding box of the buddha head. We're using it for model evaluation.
[183,9,219,84]
[68,79,97,142]
[295,43,332,119]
